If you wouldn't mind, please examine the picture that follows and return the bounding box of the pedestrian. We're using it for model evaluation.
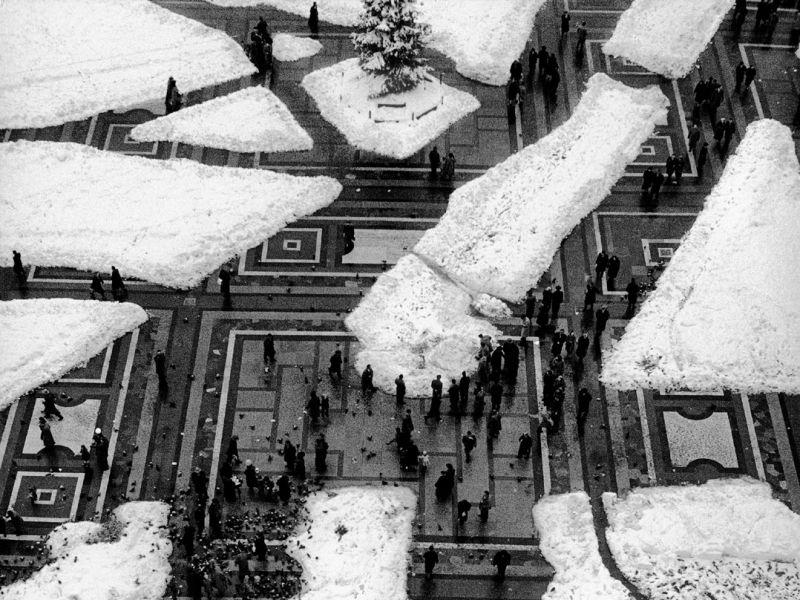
[538,45,548,83]
[492,549,512,580]
[507,78,522,121]
[227,435,241,466]
[734,60,747,92]
[517,432,533,459]
[489,379,503,413]
[697,142,709,178]
[182,522,195,557]
[418,450,430,475]
[165,77,182,114]
[641,167,654,201]
[263,333,276,363]
[255,15,271,42]
[218,265,231,307]
[42,389,63,421]
[607,255,620,290]
[510,59,523,83]
[39,417,56,452]
[665,154,675,184]
[80,444,92,475]
[295,451,306,479]
[459,371,471,413]
[674,153,685,185]
[208,497,223,537]
[361,364,375,396]
[478,490,491,522]
[575,21,588,55]
[276,473,291,504]
[552,329,565,356]
[723,118,736,153]
[308,2,319,36]
[401,409,414,437]
[314,434,328,471]
[576,332,590,363]
[487,410,502,439]
[441,151,456,181]
[428,146,441,179]
[491,345,504,377]
[541,285,553,313]
[329,347,343,382]
[457,498,472,525]
[651,170,664,201]
[109,266,126,301]
[283,439,296,471]
[564,330,576,355]
[583,282,597,312]
[528,46,538,81]
[577,388,592,435]
[93,428,109,471]
[434,471,452,501]
[320,394,329,420]
[595,305,611,340]
[154,350,168,393]
[743,65,757,92]
[525,290,536,321]
[462,430,477,462]
[687,123,701,155]
[90,273,106,300]
[560,10,571,41]
[423,545,439,579]
[551,285,563,320]
[427,375,443,421]
[244,460,258,493]
[7,509,25,536]
[473,384,486,418]
[12,250,26,286]
[307,390,320,424]
[392,373,406,404]
[448,379,460,414]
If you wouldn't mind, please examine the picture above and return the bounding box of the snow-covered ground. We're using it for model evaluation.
[415,74,668,301]
[0,299,148,412]
[209,0,545,85]
[273,33,323,61]
[130,86,313,153]
[0,141,342,289]
[603,0,734,79]
[533,492,631,600]
[286,486,416,600]
[0,0,255,129]
[302,58,479,158]
[603,478,800,600]
[345,254,500,397]
[601,119,800,393]
[0,501,172,600]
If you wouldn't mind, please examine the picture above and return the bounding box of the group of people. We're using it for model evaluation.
[246,16,274,79]
[89,266,127,301]
[427,146,456,181]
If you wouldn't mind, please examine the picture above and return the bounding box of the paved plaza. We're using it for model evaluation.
[1,0,800,597]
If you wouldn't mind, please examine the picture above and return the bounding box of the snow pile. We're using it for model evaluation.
[0,141,342,289]
[603,0,734,79]
[345,254,500,397]
[603,478,800,600]
[209,0,544,85]
[302,58,479,158]
[0,0,255,129]
[601,120,800,393]
[130,86,313,153]
[0,502,172,600]
[272,33,323,61]
[533,492,631,600]
[0,299,148,412]
[471,293,512,319]
[415,74,668,301]
[287,486,416,600]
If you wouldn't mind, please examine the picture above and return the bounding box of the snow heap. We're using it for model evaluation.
[601,119,800,393]
[302,58,479,159]
[415,73,668,301]
[533,492,631,600]
[272,33,323,61]
[603,478,800,600]
[0,501,172,600]
[130,86,313,153]
[603,0,734,79]
[0,141,342,289]
[286,486,416,600]
[0,299,148,412]
[345,254,500,397]
[210,0,544,85]
[0,0,255,129]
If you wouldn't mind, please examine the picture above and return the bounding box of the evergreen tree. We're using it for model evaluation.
[351,0,431,95]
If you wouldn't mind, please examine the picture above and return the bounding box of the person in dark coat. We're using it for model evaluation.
[651,170,664,201]
[528,47,538,81]
[462,431,477,462]
[255,16,272,43]
[42,390,63,421]
[307,390,320,424]
[182,522,195,557]
[457,498,472,525]
[248,31,268,76]
[625,278,639,315]
[401,409,414,437]
[575,21,587,55]
[478,490,491,522]
[186,565,204,600]
[154,350,168,393]
[244,460,258,493]
[283,439,296,471]
[595,306,611,340]
[276,474,291,503]
[510,59,523,83]
[321,394,329,420]
[607,255,621,289]
[490,346,504,377]
[459,372,471,413]
[743,65,757,91]
[434,472,452,501]
[551,285,564,320]
[674,153,685,185]
[294,451,306,479]
[687,123,701,155]
[308,2,319,35]
[503,340,519,382]
[487,410,502,439]
[218,266,231,307]
[263,333,276,363]
[165,77,182,114]
[447,379,460,414]
[329,347,343,382]
[208,497,222,538]
[395,374,406,404]
[564,331,576,355]
[723,119,736,153]
[595,251,608,279]
[423,546,439,579]
[110,266,126,301]
[517,432,533,459]
[734,60,747,92]
[428,146,441,178]
[427,375,443,421]
[697,142,709,178]
[90,273,106,300]
[40,418,56,452]
[541,286,553,313]
[525,290,536,320]
[12,250,26,286]
[254,531,268,562]
[583,282,597,312]
[473,384,485,417]
[577,388,592,435]
[93,428,109,471]
[714,117,727,146]
[492,549,512,580]
[361,364,375,395]
[576,332,590,363]
[314,434,328,471]
[665,155,676,184]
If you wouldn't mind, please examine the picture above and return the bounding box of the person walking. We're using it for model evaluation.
[361,364,375,396]
[687,123,701,155]
[448,378,460,414]
[595,306,611,341]
[154,350,168,394]
[283,439,296,472]
[517,432,533,459]
[743,65,757,93]
[12,250,26,287]
[575,21,588,58]
[428,146,441,179]
[423,545,439,579]
[427,375,443,421]
[723,118,736,154]
[459,372,471,414]
[328,347,343,382]
[218,266,231,307]
[583,281,597,313]
[93,428,109,471]
[110,266,126,301]
[576,332,590,364]
[462,431,477,462]
[478,490,491,522]
[314,434,328,472]
[551,285,564,321]
[577,387,593,435]
[40,417,56,453]
[263,333,276,364]
[90,273,106,300]
[487,410,502,440]
[607,255,620,290]
[665,154,676,184]
[473,384,486,418]
[42,389,63,421]
[391,373,406,404]
[510,59,523,83]
[308,2,319,36]
[674,153,685,185]
[277,474,291,503]
[734,60,747,92]
[697,142,709,178]
[595,250,608,280]
[307,390,321,424]
[651,170,664,201]
[492,549,512,580]
[528,46,538,81]
[457,498,472,525]
[165,77,182,114]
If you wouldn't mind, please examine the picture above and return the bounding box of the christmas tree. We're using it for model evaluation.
[351,0,431,95]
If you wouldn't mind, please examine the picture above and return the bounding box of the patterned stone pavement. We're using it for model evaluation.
[1,0,799,597]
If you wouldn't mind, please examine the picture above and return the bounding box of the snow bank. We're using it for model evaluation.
[302,58,479,159]
[130,86,313,153]
[603,478,800,600]
[286,486,416,600]
[415,74,668,301]
[0,0,255,129]
[0,141,342,289]
[471,294,512,319]
[603,0,734,79]
[209,0,544,85]
[533,492,631,600]
[601,120,800,393]
[345,254,500,397]
[273,33,323,61]
[0,501,172,600]
[0,299,148,412]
